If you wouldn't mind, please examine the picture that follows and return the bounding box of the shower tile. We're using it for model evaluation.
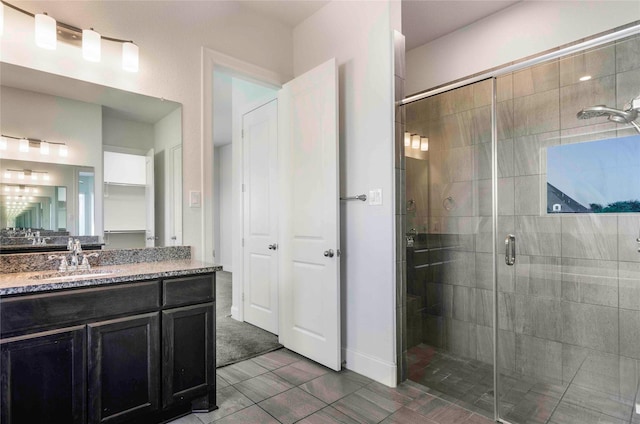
[570,349,639,400]
[513,89,560,137]
[616,68,640,110]
[447,318,477,360]
[513,131,560,177]
[515,215,561,257]
[515,334,562,383]
[429,181,474,218]
[477,179,492,217]
[477,325,515,371]
[498,177,515,216]
[502,390,559,424]
[497,74,513,102]
[561,258,618,307]
[476,216,515,255]
[559,74,616,131]
[423,315,447,348]
[468,106,492,145]
[452,286,476,323]
[561,301,618,354]
[497,100,514,141]
[473,138,514,181]
[561,343,590,384]
[616,35,640,73]
[513,60,559,97]
[561,215,618,261]
[561,382,633,421]
[620,309,640,359]
[444,146,474,183]
[514,175,542,215]
[618,215,640,263]
[425,282,453,318]
[559,44,615,87]
[438,250,475,287]
[548,400,628,424]
[619,261,640,310]
[475,252,516,293]
[515,255,562,299]
[476,289,515,331]
[515,295,563,341]
[559,121,619,144]
[472,79,493,109]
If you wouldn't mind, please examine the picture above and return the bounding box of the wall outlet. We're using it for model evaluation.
[369,189,382,206]
[189,190,201,208]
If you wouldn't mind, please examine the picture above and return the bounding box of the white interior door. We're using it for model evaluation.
[243,100,279,335]
[145,148,155,247]
[278,58,340,371]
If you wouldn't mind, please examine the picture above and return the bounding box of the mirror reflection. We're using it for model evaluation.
[0,62,183,252]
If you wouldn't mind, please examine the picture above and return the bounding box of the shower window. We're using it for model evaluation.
[547,135,640,213]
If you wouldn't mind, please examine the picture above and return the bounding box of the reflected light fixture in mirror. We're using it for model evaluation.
[404,132,411,147]
[0,2,4,36]
[1,135,68,157]
[420,137,429,151]
[82,28,101,62]
[411,134,420,149]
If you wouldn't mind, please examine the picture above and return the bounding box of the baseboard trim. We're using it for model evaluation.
[342,347,397,387]
[230,305,242,321]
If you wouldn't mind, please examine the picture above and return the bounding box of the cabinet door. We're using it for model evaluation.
[0,326,86,424]
[88,313,159,424]
[162,303,215,409]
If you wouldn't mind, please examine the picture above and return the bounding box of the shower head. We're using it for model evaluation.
[576,105,638,123]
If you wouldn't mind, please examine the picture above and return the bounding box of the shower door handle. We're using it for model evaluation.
[505,234,516,266]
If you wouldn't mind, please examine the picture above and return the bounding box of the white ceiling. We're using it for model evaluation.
[240,0,521,51]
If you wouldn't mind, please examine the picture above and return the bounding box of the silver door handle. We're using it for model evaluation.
[268,243,278,250]
[505,234,516,266]
[324,249,334,258]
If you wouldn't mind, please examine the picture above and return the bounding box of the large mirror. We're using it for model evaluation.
[0,62,182,252]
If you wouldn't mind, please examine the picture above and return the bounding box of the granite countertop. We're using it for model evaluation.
[0,259,222,296]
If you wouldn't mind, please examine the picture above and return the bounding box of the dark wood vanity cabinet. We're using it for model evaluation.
[0,326,87,424]
[0,272,216,424]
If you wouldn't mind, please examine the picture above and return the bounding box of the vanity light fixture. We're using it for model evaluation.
[82,28,101,62]
[404,132,411,147]
[1,1,139,72]
[1,134,68,158]
[35,12,56,50]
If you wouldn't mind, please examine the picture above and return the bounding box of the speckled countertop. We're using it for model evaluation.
[0,259,222,296]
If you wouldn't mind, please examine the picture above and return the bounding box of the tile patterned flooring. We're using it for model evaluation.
[168,348,493,424]
[408,343,640,424]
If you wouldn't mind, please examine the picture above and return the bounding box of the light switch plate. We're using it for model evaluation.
[369,189,382,206]
[189,190,201,208]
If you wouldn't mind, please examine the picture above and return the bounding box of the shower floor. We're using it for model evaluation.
[408,343,640,423]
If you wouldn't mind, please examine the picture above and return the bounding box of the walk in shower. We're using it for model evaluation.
[402,27,640,423]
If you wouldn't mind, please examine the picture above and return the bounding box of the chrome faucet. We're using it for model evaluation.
[70,239,82,268]
[49,240,99,271]
[48,254,69,272]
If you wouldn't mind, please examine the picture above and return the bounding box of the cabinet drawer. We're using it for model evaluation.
[163,274,214,308]
[1,281,160,335]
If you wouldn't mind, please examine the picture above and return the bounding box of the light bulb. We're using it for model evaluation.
[58,145,68,157]
[404,132,411,147]
[0,3,4,37]
[40,142,49,155]
[19,138,29,152]
[420,137,429,151]
[0,137,6,150]
[35,13,56,50]
[31,174,38,181]
[411,134,420,150]
[3,187,9,192]
[17,172,24,180]
[3,171,10,178]
[83,28,101,62]
[43,174,50,181]
[122,42,139,72]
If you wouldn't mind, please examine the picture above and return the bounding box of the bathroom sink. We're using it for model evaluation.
[29,269,120,281]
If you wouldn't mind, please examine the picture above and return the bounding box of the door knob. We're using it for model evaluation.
[324,249,334,258]
[268,243,278,250]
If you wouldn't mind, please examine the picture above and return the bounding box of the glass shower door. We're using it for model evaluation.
[497,34,640,424]
[404,78,497,419]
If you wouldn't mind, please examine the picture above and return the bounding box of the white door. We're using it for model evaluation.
[243,100,279,335]
[278,58,340,370]
[145,148,155,247]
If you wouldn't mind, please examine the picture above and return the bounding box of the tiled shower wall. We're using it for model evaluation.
[405,34,640,384]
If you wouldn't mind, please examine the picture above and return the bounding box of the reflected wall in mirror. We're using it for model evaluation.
[0,62,183,251]
[0,159,94,232]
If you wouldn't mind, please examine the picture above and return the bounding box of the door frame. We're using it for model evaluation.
[201,48,288,321]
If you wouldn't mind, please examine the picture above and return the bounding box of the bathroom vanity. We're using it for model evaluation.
[0,247,220,424]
